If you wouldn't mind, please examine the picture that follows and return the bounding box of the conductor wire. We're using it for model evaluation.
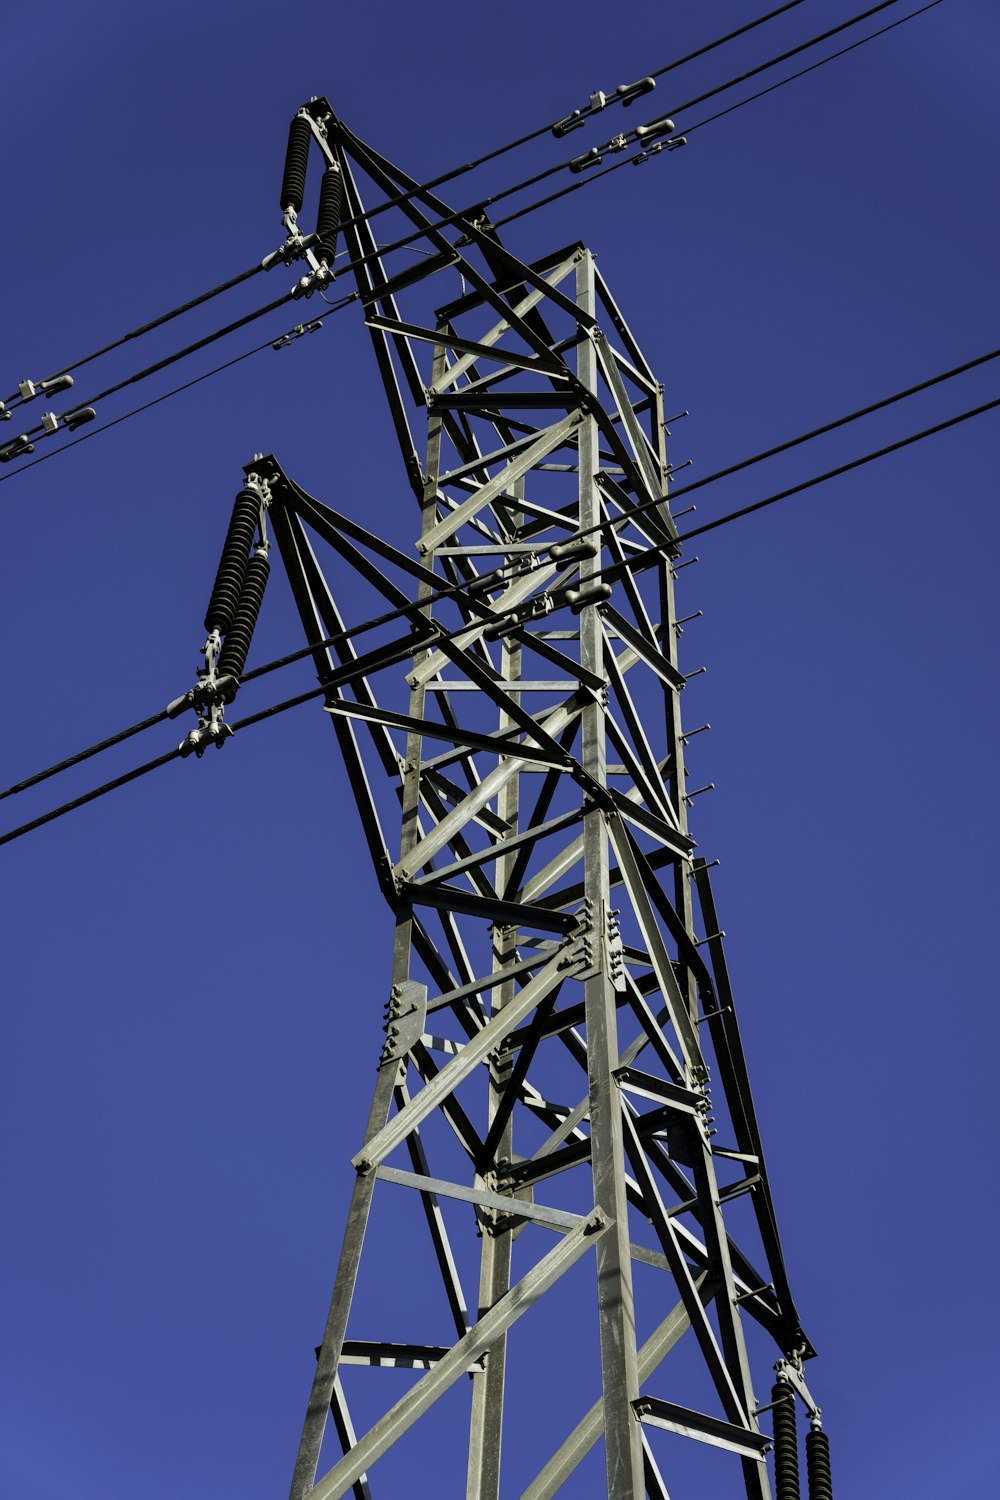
[3,383,997,843]
[3,2,810,402]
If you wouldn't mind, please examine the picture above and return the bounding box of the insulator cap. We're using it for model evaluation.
[569,147,601,174]
[617,76,655,106]
[204,488,260,635]
[281,114,312,213]
[565,580,612,614]
[63,406,96,431]
[635,114,676,141]
[483,614,520,642]
[550,537,599,562]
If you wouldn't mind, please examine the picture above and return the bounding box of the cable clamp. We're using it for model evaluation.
[261,231,320,272]
[0,434,34,463]
[292,262,335,300]
[178,716,235,759]
[632,135,687,167]
[552,76,655,137]
[272,318,323,351]
[569,147,603,174]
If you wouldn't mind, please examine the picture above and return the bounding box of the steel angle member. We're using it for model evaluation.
[308,1209,610,1500]
[607,816,705,1082]
[592,332,668,504]
[521,771,656,906]
[428,250,582,392]
[365,313,567,379]
[378,982,426,1067]
[416,411,584,555]
[601,604,685,689]
[374,1165,584,1234]
[614,1067,705,1116]
[397,882,577,936]
[633,1396,769,1462]
[522,1278,707,1500]
[407,559,562,685]
[339,1341,485,1373]
[394,698,583,880]
[324,699,565,767]
[605,791,694,855]
[352,945,583,1173]
[411,806,582,891]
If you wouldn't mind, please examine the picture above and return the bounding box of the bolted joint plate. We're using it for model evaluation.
[379,980,427,1067]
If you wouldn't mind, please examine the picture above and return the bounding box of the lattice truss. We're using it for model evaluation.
[244,103,823,1500]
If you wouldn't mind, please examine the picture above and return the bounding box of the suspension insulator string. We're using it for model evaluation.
[217,546,270,681]
[281,113,313,216]
[771,1377,801,1500]
[316,164,344,266]
[805,1417,833,1500]
[173,481,271,757]
[203,487,261,635]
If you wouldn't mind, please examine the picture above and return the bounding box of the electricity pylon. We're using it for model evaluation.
[212,100,833,1499]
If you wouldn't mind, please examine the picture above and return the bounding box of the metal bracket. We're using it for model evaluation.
[379,980,428,1066]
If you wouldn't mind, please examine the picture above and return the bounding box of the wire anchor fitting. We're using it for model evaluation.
[552,76,655,137]
[570,111,682,173]
[171,474,271,757]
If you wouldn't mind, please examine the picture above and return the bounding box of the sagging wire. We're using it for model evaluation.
[1,2,815,431]
[2,377,997,847]
[0,0,954,500]
[0,1,926,467]
[0,308,350,491]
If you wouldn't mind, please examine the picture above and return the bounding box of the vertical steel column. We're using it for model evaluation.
[577,249,644,1497]
[465,505,522,1500]
[286,347,446,1500]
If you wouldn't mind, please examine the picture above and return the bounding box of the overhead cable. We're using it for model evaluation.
[680,0,944,137]
[329,1,813,236]
[0,748,182,849]
[0,310,345,490]
[493,0,943,228]
[1,1,809,413]
[3,384,996,849]
[2,0,924,461]
[571,342,1000,548]
[668,393,1000,551]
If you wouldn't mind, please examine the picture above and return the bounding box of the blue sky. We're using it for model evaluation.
[1,3,997,1497]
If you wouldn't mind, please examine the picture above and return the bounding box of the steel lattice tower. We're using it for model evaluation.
[212,100,833,1499]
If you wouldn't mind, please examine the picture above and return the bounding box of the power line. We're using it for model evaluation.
[493,0,943,230]
[661,0,914,121]
[45,263,268,388]
[0,747,182,849]
[4,382,996,852]
[313,2,919,291]
[0,0,921,489]
[0,307,351,490]
[1,2,810,413]
[0,709,170,805]
[573,342,1000,548]
[3,1,920,461]
[9,289,298,447]
[5,336,995,806]
[615,393,1000,585]
[330,1,814,237]
[681,0,944,136]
